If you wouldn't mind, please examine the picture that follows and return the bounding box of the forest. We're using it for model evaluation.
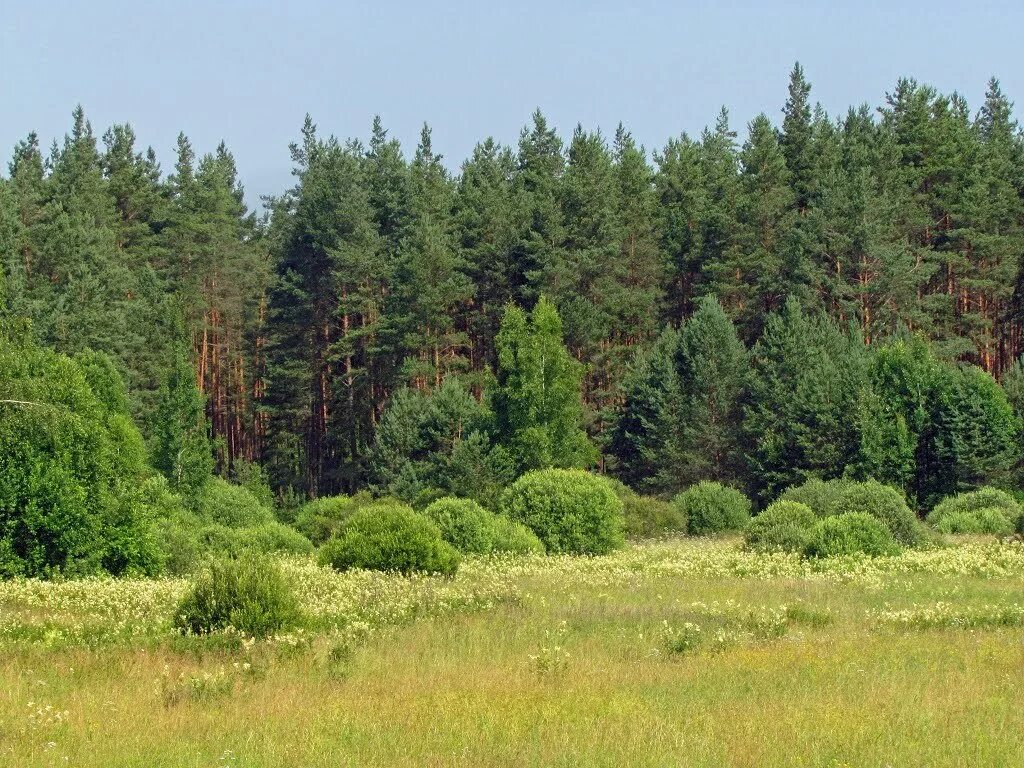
[3,63,1024,578]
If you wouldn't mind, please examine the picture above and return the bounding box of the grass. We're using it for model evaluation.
[3,537,1024,766]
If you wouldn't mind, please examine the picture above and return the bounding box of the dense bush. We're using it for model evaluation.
[781,478,921,545]
[744,500,816,553]
[780,478,852,517]
[198,477,275,528]
[490,516,545,555]
[0,333,162,577]
[933,508,1014,536]
[500,469,625,555]
[423,497,496,554]
[199,522,314,558]
[293,493,372,545]
[927,487,1022,536]
[829,480,921,546]
[609,480,686,539]
[673,482,751,536]
[805,513,900,558]
[319,502,460,575]
[174,556,301,638]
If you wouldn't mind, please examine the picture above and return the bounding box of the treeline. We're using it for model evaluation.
[3,64,1024,505]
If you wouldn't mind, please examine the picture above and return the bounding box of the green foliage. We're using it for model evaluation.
[673,482,751,536]
[934,508,1014,536]
[492,299,596,473]
[198,522,314,558]
[742,298,865,501]
[927,487,1022,535]
[827,480,922,546]
[489,516,545,555]
[198,477,274,528]
[608,480,685,539]
[500,469,625,555]
[745,500,816,553]
[423,497,496,554]
[805,513,900,558]
[318,502,460,575]
[293,493,371,546]
[780,478,852,518]
[0,331,161,577]
[781,477,921,546]
[370,378,512,508]
[151,335,213,500]
[174,556,301,638]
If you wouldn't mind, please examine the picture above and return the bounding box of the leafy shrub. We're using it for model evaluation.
[805,513,900,558]
[927,487,1022,535]
[781,478,922,546]
[934,508,1015,536]
[609,480,685,539]
[0,333,160,577]
[293,493,371,545]
[174,556,301,638]
[673,482,751,536]
[500,469,625,555]
[490,516,545,555]
[744,500,816,553]
[780,478,852,518]
[198,477,275,528]
[318,502,460,575]
[424,497,496,554]
[829,480,921,546]
[198,522,314,559]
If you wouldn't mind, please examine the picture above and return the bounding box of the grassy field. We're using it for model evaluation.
[3,538,1024,766]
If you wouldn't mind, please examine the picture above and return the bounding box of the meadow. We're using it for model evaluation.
[3,537,1024,767]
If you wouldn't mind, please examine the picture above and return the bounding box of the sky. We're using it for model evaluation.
[2,0,1021,210]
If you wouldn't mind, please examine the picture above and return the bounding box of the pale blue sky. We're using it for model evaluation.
[2,1,1020,208]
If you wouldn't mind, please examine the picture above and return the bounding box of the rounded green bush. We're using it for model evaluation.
[805,513,900,558]
[780,478,852,518]
[609,480,685,539]
[830,480,921,546]
[294,493,370,545]
[673,482,751,536]
[934,507,1014,536]
[174,556,301,638]
[500,469,625,555]
[490,516,545,555]
[927,487,1022,534]
[423,497,496,554]
[744,500,816,553]
[199,477,274,528]
[318,502,460,576]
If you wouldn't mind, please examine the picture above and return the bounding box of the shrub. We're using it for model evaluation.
[780,478,852,518]
[927,487,1023,535]
[197,522,313,559]
[490,516,545,555]
[609,480,685,539]
[500,469,625,555]
[294,493,371,545]
[174,556,301,638]
[318,502,460,575]
[673,482,751,536]
[829,480,921,546]
[199,477,274,528]
[423,497,496,554]
[934,508,1015,536]
[744,500,816,553]
[805,513,900,558]
[781,478,922,546]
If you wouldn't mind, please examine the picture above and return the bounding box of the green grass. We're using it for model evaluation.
[3,537,1024,766]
